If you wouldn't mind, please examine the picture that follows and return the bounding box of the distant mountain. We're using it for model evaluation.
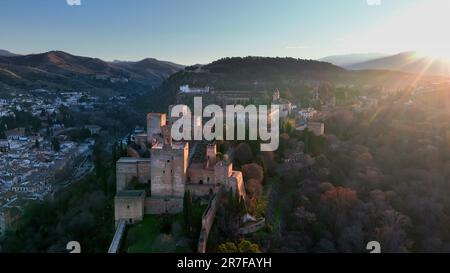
[320,53,391,67]
[0,49,19,57]
[347,52,450,77]
[112,58,184,84]
[0,50,184,95]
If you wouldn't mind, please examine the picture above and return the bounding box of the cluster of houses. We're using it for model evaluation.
[0,126,96,238]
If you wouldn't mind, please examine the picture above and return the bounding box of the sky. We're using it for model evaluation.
[1,0,449,65]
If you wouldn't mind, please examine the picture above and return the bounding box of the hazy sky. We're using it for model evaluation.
[1,0,448,65]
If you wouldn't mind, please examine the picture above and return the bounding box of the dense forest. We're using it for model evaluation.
[253,89,450,252]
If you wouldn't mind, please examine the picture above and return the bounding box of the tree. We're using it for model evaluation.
[245,179,263,198]
[51,138,60,152]
[183,191,194,234]
[242,163,264,184]
[238,239,261,253]
[218,242,238,253]
[217,240,261,253]
[234,142,253,166]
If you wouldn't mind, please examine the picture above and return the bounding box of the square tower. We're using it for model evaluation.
[206,143,217,167]
[147,113,166,143]
[150,142,189,198]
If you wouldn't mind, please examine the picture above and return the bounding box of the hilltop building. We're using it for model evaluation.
[114,111,245,225]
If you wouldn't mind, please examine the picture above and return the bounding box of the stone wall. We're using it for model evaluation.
[108,219,127,253]
[134,133,148,150]
[188,165,215,185]
[197,191,221,253]
[206,144,216,166]
[227,171,246,199]
[214,161,232,185]
[150,143,188,198]
[239,218,266,235]
[144,196,183,214]
[114,191,145,224]
[116,158,151,191]
[147,113,166,143]
[186,183,216,197]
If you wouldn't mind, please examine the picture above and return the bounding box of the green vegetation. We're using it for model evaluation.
[217,239,261,253]
[122,200,207,253]
[65,128,91,142]
[51,137,61,151]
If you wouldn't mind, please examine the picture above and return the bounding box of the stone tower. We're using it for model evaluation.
[161,125,173,147]
[147,113,166,143]
[214,160,232,185]
[206,143,217,168]
[273,89,280,102]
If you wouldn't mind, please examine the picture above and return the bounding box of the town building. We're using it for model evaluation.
[5,128,26,141]
[296,121,325,136]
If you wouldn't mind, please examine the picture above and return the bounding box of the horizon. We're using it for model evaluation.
[2,0,450,65]
[0,48,407,65]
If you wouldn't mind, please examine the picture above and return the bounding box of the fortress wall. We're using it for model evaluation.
[116,161,137,191]
[151,150,175,196]
[214,161,232,185]
[151,143,188,198]
[134,134,148,150]
[114,193,145,224]
[197,191,221,253]
[239,218,266,235]
[186,183,216,197]
[227,171,246,199]
[144,197,183,214]
[136,161,151,184]
[116,158,151,191]
[172,146,188,197]
[188,167,215,185]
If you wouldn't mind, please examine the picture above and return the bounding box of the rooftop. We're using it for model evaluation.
[116,190,145,198]
[117,157,151,164]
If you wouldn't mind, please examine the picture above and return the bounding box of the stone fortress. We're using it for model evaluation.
[114,111,246,225]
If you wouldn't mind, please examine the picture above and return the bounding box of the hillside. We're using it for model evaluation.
[137,56,444,112]
[319,53,390,67]
[112,58,184,85]
[0,49,20,57]
[347,52,450,77]
[0,51,184,96]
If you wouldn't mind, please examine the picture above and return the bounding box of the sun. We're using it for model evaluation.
[403,0,450,60]
[360,0,450,60]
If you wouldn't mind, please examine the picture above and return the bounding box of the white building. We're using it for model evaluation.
[179,85,210,94]
[298,108,317,120]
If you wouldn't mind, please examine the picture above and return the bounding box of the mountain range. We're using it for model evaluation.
[319,53,390,67]
[0,50,184,95]
[0,49,20,57]
[1,49,448,102]
[321,52,450,77]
